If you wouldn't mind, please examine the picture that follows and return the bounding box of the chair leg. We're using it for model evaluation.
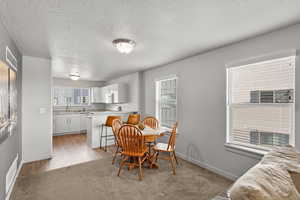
[118,156,128,177]
[169,152,176,175]
[150,151,158,167]
[112,145,119,165]
[173,151,179,165]
[138,156,143,181]
[155,152,159,162]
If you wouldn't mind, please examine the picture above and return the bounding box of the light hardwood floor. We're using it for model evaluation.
[20,133,114,177]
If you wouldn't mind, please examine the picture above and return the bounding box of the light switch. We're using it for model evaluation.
[39,108,47,114]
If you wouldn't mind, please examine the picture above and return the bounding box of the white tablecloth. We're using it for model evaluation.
[141,126,170,136]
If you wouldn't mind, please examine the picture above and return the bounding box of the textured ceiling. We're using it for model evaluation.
[0,0,300,81]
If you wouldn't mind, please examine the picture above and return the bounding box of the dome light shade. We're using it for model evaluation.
[112,38,136,54]
[69,73,80,81]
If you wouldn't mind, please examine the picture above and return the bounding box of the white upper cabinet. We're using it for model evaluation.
[112,84,128,103]
[91,83,128,104]
[53,87,90,106]
[91,87,107,103]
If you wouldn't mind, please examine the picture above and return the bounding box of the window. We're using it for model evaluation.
[156,76,177,128]
[226,56,295,152]
[53,87,90,106]
[6,46,18,71]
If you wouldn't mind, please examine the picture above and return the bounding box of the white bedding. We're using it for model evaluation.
[229,147,300,200]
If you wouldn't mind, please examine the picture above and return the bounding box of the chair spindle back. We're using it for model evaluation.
[112,119,123,145]
[118,125,145,156]
[142,116,159,129]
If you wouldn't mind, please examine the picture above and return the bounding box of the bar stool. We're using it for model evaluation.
[100,116,121,152]
[126,114,140,125]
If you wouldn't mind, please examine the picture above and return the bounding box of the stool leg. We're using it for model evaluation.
[100,124,103,149]
[105,126,108,152]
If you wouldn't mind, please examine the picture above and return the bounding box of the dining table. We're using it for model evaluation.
[121,125,171,170]
[140,126,170,168]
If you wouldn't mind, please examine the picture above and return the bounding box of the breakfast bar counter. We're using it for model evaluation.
[86,111,136,149]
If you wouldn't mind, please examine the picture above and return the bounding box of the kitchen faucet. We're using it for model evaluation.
[65,97,71,112]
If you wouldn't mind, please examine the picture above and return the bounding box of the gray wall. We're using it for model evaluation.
[0,21,22,200]
[142,23,300,180]
[22,56,52,163]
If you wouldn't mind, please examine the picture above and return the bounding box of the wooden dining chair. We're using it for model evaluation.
[142,116,160,153]
[126,114,140,125]
[117,125,148,180]
[142,116,159,129]
[111,119,123,165]
[152,122,178,175]
[100,116,121,152]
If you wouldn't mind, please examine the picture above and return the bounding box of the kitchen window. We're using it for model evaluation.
[226,56,295,153]
[53,87,90,106]
[156,76,178,128]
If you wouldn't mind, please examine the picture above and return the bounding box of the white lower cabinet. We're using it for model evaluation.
[54,116,69,134]
[53,114,82,135]
[69,115,81,132]
[80,115,87,132]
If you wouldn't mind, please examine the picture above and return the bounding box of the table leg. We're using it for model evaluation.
[148,152,159,169]
[148,143,152,155]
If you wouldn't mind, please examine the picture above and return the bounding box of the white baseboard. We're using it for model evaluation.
[5,160,23,200]
[176,152,238,181]
[23,153,52,164]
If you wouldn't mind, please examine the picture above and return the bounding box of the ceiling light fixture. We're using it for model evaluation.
[112,38,136,54]
[69,73,80,81]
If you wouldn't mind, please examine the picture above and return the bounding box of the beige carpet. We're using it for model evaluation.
[11,156,232,200]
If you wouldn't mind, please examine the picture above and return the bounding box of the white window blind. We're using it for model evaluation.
[156,77,177,128]
[227,56,295,150]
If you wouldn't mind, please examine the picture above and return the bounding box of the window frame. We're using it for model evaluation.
[53,87,91,107]
[225,56,296,153]
[155,75,178,129]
